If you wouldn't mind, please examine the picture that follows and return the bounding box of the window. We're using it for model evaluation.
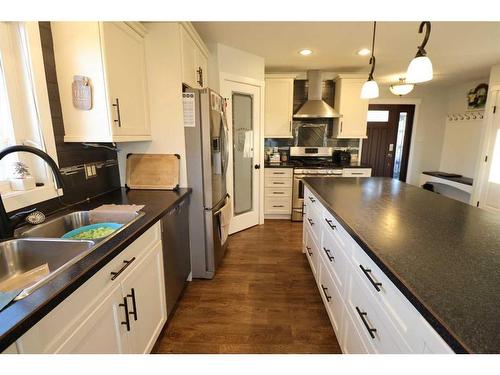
[367,110,389,122]
[488,129,500,184]
[0,22,60,212]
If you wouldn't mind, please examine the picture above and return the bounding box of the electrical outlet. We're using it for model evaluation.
[84,163,97,179]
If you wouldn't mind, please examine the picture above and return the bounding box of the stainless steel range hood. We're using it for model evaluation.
[294,70,340,118]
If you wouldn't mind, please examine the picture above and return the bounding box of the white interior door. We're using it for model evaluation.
[222,78,262,234]
[479,90,500,212]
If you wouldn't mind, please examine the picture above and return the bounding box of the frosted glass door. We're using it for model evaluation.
[232,93,253,215]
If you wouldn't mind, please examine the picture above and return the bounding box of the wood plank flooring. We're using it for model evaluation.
[153,220,342,354]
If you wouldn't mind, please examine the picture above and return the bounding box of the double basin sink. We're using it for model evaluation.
[0,210,144,301]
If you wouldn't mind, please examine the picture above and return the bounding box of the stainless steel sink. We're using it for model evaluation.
[0,238,94,300]
[16,210,144,239]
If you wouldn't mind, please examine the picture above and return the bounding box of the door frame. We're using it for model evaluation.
[369,98,422,185]
[220,72,265,232]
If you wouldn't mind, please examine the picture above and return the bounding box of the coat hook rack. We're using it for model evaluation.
[446,111,484,122]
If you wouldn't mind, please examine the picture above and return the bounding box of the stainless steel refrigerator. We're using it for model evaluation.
[184,88,230,279]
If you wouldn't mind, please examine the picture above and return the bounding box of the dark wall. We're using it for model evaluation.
[29,22,121,212]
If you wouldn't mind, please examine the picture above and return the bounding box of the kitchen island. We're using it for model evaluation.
[302,177,500,354]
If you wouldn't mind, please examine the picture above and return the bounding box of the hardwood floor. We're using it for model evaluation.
[153,220,342,354]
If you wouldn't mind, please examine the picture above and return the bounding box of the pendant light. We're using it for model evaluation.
[361,22,379,99]
[390,78,414,96]
[406,21,433,84]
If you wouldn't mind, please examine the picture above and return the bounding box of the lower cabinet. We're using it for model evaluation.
[303,186,454,354]
[15,223,167,354]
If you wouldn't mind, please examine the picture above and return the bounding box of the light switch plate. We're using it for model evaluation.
[84,163,97,179]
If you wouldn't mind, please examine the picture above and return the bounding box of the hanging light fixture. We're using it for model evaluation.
[390,78,414,96]
[361,22,379,99]
[406,21,433,84]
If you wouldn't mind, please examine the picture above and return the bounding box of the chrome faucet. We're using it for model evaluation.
[0,145,65,239]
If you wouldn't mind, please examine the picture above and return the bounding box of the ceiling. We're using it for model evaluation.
[193,22,500,86]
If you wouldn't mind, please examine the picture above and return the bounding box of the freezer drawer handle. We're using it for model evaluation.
[110,257,136,281]
[323,247,334,262]
[356,306,377,339]
[119,297,131,331]
[305,246,313,256]
[127,288,138,321]
[325,218,336,230]
[359,265,382,292]
[321,284,332,301]
[307,218,314,225]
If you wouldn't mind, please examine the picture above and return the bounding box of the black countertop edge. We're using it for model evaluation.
[0,187,191,352]
[302,179,469,354]
[264,162,372,169]
[422,171,473,186]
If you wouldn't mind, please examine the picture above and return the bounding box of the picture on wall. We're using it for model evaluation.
[467,83,489,109]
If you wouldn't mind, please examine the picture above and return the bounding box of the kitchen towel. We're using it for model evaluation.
[216,196,232,246]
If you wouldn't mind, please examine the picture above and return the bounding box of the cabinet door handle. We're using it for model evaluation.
[273,205,285,208]
[307,217,314,225]
[325,218,336,230]
[340,121,343,134]
[321,284,332,301]
[273,191,285,195]
[273,172,285,175]
[112,98,122,127]
[351,172,364,175]
[356,306,377,339]
[306,246,312,256]
[127,288,138,321]
[196,67,203,87]
[289,120,292,133]
[273,182,285,185]
[323,247,334,262]
[110,257,136,281]
[308,196,316,202]
[119,297,131,331]
[359,265,382,292]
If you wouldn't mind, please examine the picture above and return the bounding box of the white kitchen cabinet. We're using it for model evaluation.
[15,223,165,354]
[333,76,369,139]
[52,22,151,142]
[264,75,295,138]
[121,242,166,354]
[180,23,208,89]
[264,168,293,218]
[342,168,372,177]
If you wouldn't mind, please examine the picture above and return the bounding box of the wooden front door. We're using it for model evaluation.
[361,104,415,181]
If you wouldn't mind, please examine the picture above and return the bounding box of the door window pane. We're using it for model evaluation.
[488,129,500,184]
[393,112,407,180]
[367,110,389,122]
[232,93,253,215]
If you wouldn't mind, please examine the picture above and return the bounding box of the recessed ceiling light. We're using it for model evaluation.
[357,48,371,56]
[299,49,313,56]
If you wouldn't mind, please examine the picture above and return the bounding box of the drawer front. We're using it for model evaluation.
[318,256,344,337]
[264,196,292,214]
[265,187,292,197]
[304,207,321,244]
[343,168,372,177]
[265,168,293,178]
[304,224,319,279]
[265,177,292,188]
[16,222,161,353]
[320,227,350,294]
[322,208,351,257]
[346,271,412,354]
[304,187,321,215]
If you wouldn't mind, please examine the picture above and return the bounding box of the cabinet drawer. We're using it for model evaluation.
[264,196,292,214]
[304,187,321,214]
[264,168,293,178]
[304,208,321,245]
[304,224,319,279]
[322,208,351,257]
[16,223,161,353]
[345,271,412,354]
[342,168,372,177]
[265,177,292,188]
[265,187,292,197]
[320,227,350,294]
[318,256,344,337]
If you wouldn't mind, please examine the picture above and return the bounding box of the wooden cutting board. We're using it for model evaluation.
[126,153,180,190]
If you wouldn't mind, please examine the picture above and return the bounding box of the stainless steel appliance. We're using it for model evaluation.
[184,88,230,279]
[294,70,340,119]
[290,147,343,221]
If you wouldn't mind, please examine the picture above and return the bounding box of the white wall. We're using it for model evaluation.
[439,78,488,178]
[117,23,188,187]
[372,84,449,186]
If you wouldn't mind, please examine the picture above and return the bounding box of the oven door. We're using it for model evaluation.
[292,174,306,221]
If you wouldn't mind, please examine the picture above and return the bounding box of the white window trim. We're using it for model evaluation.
[1,22,61,212]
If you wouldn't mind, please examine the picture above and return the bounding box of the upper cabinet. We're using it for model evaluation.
[52,22,151,143]
[264,75,295,138]
[333,76,369,139]
[180,23,208,89]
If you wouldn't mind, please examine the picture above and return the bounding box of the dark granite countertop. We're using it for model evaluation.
[302,177,500,353]
[423,171,473,186]
[0,187,191,351]
[264,161,371,169]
